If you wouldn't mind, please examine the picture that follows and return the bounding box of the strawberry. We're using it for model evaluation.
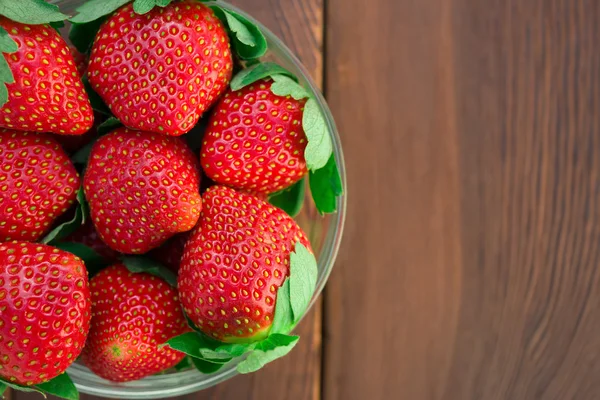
[149,232,190,274]
[83,128,202,254]
[65,221,120,263]
[178,186,311,343]
[200,80,308,195]
[87,0,233,136]
[82,264,188,382]
[0,130,80,242]
[0,241,91,385]
[0,18,94,135]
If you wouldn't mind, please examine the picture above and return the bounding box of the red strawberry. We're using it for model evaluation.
[0,18,94,135]
[84,128,202,254]
[0,241,91,385]
[65,221,120,263]
[87,0,233,136]
[200,80,308,194]
[149,232,190,274]
[0,130,80,242]
[178,186,311,343]
[82,264,188,382]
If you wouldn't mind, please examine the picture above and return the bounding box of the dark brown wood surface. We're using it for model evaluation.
[13,0,600,399]
[324,0,600,400]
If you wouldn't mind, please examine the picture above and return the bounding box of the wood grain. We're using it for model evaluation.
[324,0,600,400]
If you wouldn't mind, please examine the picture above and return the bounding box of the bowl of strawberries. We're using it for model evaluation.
[0,0,345,398]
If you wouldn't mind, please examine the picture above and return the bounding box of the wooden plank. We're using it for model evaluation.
[323,0,463,399]
[15,1,324,400]
[324,0,600,399]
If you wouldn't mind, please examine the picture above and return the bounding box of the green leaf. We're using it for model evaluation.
[155,0,172,6]
[121,256,177,286]
[236,334,299,374]
[270,279,293,334]
[309,154,343,214]
[69,18,107,54]
[0,27,17,109]
[211,6,267,60]
[49,21,65,34]
[97,116,122,135]
[41,188,88,244]
[35,373,78,400]
[269,178,305,217]
[222,10,254,46]
[270,75,310,101]
[0,382,5,395]
[0,377,44,395]
[165,332,223,359]
[289,242,318,323]
[70,0,132,24]
[71,141,95,166]
[78,188,90,225]
[198,342,253,362]
[52,242,108,276]
[303,98,333,171]
[230,62,297,91]
[174,357,191,371]
[133,0,156,14]
[190,357,226,374]
[0,28,17,54]
[83,76,112,115]
[0,0,69,24]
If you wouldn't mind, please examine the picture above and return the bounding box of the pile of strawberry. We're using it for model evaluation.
[0,0,342,398]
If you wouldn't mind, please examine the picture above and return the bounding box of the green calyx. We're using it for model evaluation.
[41,188,89,245]
[0,1,70,108]
[232,62,344,214]
[165,242,317,374]
[209,6,267,60]
[269,178,306,218]
[0,0,69,25]
[69,0,266,60]
[0,27,17,108]
[121,256,178,287]
[0,372,78,400]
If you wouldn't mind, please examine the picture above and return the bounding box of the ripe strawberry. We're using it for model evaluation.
[65,221,120,263]
[0,18,94,135]
[200,80,308,194]
[87,0,233,136]
[0,130,80,242]
[149,232,190,274]
[178,186,311,343]
[0,241,91,385]
[82,264,188,382]
[84,128,202,254]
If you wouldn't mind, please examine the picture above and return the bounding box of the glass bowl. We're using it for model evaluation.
[50,1,347,398]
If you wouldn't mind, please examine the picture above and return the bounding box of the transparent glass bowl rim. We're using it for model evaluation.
[60,1,347,398]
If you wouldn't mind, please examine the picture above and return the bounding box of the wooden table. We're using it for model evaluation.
[11,0,600,399]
